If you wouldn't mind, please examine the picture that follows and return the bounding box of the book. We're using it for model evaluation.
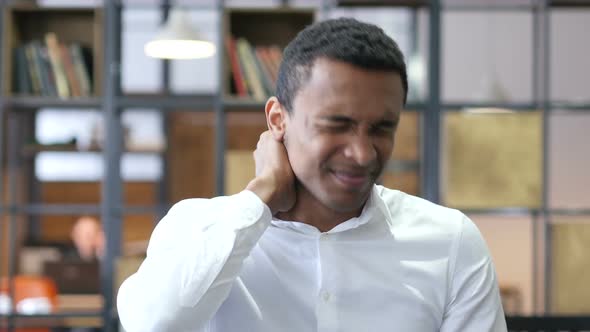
[80,45,94,92]
[45,32,70,98]
[255,47,277,89]
[15,38,92,97]
[236,38,266,101]
[70,43,92,97]
[13,47,32,94]
[60,44,81,97]
[252,47,274,96]
[225,36,248,97]
[31,41,56,96]
[24,44,41,95]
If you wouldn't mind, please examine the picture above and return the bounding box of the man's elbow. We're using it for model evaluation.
[118,275,158,331]
[117,275,189,332]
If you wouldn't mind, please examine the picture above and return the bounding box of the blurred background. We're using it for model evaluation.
[0,0,589,331]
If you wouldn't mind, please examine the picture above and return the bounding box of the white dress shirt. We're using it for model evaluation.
[117,185,507,332]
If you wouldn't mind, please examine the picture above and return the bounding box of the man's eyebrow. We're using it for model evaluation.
[318,114,400,125]
[318,115,355,123]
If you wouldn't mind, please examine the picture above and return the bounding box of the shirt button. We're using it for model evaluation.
[320,290,331,302]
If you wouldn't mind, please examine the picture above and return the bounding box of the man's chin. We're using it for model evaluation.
[295,179,373,214]
[320,190,372,214]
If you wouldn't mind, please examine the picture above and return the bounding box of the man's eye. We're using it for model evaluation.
[324,125,349,133]
[372,124,395,135]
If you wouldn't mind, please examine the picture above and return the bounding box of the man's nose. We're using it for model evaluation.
[343,134,377,167]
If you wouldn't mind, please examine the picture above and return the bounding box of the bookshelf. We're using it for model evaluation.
[2,4,102,98]
[223,8,314,102]
[0,3,117,332]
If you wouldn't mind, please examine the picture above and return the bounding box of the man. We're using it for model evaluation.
[71,216,104,261]
[117,18,507,331]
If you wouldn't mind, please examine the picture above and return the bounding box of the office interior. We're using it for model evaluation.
[0,0,589,331]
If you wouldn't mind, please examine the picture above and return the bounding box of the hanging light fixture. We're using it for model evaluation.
[144,7,216,60]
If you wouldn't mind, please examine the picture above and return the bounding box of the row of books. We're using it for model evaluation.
[226,37,283,101]
[13,32,93,98]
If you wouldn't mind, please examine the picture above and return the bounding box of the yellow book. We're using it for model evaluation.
[44,32,70,98]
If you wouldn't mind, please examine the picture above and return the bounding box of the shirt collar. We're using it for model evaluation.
[271,185,392,235]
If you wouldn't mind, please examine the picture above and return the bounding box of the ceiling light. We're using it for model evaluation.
[144,8,216,60]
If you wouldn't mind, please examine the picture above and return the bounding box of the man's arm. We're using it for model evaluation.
[117,192,272,332]
[439,216,508,332]
[117,130,296,332]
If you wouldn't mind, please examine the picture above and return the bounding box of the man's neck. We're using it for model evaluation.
[275,188,365,233]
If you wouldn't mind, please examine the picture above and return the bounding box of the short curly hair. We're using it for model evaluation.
[276,17,408,113]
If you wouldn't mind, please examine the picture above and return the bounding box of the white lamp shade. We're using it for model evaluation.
[144,8,216,60]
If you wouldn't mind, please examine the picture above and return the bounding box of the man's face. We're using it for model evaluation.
[283,57,404,214]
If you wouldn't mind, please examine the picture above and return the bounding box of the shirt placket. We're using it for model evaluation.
[316,232,339,332]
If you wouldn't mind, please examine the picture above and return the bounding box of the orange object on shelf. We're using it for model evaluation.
[0,275,58,332]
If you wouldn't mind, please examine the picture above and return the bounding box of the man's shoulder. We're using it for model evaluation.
[375,185,463,218]
[374,185,467,235]
[167,197,209,214]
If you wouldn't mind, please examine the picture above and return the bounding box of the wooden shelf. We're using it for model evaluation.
[119,93,216,110]
[223,97,266,110]
[0,203,165,215]
[22,144,165,157]
[3,96,101,109]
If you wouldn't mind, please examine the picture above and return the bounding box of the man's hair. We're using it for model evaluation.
[276,17,408,112]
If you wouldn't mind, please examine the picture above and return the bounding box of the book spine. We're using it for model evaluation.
[225,36,248,97]
[24,44,41,95]
[60,44,81,97]
[13,46,32,94]
[252,47,274,96]
[255,47,278,93]
[31,41,55,96]
[45,32,70,98]
[236,38,266,101]
[70,44,92,97]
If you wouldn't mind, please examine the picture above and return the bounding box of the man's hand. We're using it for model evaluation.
[246,130,296,215]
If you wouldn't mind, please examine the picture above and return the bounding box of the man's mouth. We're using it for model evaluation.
[331,170,372,188]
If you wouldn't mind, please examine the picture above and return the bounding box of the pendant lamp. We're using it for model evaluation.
[144,8,216,60]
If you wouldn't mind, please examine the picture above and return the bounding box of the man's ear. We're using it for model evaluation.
[265,97,288,141]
